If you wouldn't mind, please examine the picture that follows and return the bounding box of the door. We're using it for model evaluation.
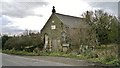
[52,39,58,51]
[44,34,48,49]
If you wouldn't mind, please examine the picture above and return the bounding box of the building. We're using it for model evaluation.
[41,6,90,52]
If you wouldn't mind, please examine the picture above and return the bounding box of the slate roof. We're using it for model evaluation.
[55,13,85,28]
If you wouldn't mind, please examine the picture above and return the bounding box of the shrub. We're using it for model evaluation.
[106,59,120,66]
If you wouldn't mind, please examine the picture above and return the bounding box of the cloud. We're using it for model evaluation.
[47,0,93,17]
[81,0,119,2]
[2,26,24,35]
[10,15,48,30]
[1,0,50,35]
[0,16,12,25]
[0,15,24,35]
[1,0,49,18]
[89,2,118,16]
[1,0,119,35]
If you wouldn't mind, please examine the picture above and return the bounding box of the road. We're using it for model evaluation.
[2,54,72,66]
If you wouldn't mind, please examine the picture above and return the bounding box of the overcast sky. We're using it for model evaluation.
[0,0,119,35]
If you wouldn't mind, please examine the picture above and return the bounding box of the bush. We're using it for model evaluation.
[106,59,120,66]
[4,34,44,51]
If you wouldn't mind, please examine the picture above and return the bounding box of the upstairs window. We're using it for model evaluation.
[52,21,54,23]
[51,25,56,29]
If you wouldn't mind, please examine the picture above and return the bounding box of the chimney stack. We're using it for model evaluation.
[52,6,56,13]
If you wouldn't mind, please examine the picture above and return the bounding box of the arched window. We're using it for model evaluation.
[44,33,49,49]
[61,31,66,43]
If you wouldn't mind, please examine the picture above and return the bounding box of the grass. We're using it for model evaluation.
[2,49,120,66]
[2,49,39,56]
[87,44,120,66]
[88,57,120,66]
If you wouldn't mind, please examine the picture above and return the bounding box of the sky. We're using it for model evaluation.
[0,0,119,36]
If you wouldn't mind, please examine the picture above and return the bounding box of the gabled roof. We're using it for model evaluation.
[55,13,85,28]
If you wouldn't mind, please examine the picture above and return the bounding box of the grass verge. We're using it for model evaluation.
[2,49,39,56]
[2,49,120,66]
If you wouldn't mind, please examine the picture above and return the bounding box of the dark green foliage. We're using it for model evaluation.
[82,10,119,45]
[1,35,12,49]
[107,59,120,66]
[81,10,120,66]
[4,33,44,52]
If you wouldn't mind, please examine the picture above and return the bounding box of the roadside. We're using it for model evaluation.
[2,54,72,66]
[2,50,120,66]
[21,55,104,66]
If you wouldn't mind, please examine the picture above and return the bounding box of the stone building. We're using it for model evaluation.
[41,6,89,52]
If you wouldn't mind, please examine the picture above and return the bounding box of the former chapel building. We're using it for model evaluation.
[41,6,90,52]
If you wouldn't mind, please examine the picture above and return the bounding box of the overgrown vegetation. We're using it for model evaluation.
[2,47,120,66]
[83,10,119,44]
[2,32,44,52]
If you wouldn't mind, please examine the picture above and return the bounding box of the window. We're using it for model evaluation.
[51,25,56,29]
[52,21,54,23]
[61,32,66,43]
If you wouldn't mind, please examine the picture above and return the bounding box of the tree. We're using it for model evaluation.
[116,15,120,57]
[4,32,44,52]
[108,16,118,43]
[82,10,119,45]
[1,35,12,49]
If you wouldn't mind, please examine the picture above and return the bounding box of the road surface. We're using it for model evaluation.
[2,54,72,66]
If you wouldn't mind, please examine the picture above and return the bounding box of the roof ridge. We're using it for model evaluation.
[54,12,85,28]
[55,13,83,19]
